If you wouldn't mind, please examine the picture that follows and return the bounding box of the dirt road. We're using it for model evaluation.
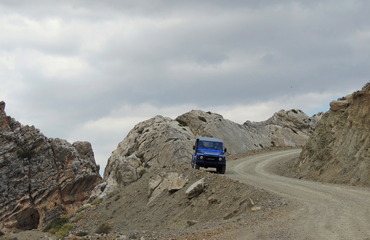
[226,149,370,240]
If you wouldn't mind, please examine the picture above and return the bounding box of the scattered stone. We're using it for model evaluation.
[249,198,255,206]
[187,220,198,227]
[148,172,187,204]
[168,175,188,193]
[185,178,205,199]
[251,206,262,212]
[129,231,138,239]
[223,209,239,220]
[207,196,220,204]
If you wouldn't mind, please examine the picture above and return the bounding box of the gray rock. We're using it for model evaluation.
[104,116,194,187]
[148,172,188,204]
[187,220,198,226]
[296,83,370,187]
[185,178,205,199]
[176,109,321,154]
[104,108,320,190]
[0,102,101,233]
[168,175,188,193]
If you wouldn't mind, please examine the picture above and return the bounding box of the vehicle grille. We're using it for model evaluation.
[205,156,217,161]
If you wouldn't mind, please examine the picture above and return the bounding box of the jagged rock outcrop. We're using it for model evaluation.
[104,108,320,189]
[296,83,370,187]
[176,109,321,153]
[0,101,101,233]
[148,172,188,204]
[104,116,194,187]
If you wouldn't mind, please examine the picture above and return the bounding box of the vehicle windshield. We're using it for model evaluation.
[198,141,223,151]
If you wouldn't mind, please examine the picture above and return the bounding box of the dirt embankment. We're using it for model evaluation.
[284,83,370,187]
[1,161,289,240]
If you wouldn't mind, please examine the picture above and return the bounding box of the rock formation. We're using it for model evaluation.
[0,101,101,233]
[104,116,194,187]
[296,83,370,187]
[104,108,320,188]
[177,109,321,153]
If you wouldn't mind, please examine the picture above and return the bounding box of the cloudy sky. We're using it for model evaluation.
[1,0,369,174]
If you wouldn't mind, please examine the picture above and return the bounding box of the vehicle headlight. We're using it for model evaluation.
[219,157,223,161]
[199,156,204,160]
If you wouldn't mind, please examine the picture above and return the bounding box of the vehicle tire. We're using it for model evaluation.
[194,163,200,170]
[217,165,226,174]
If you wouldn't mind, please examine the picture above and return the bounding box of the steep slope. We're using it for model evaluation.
[295,83,370,186]
[0,101,101,233]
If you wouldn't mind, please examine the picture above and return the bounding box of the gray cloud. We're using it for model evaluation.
[1,0,369,173]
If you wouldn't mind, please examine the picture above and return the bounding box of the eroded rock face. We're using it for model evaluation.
[104,109,319,189]
[104,116,194,187]
[296,83,370,187]
[0,101,101,233]
[177,109,321,153]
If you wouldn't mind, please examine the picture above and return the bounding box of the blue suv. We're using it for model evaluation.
[191,137,227,174]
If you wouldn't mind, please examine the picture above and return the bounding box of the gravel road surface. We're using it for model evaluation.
[226,149,370,240]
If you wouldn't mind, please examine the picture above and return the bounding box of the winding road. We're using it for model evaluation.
[226,149,370,240]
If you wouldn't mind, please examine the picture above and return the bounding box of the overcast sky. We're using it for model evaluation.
[1,0,369,175]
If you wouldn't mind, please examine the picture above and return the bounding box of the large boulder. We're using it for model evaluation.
[0,101,101,233]
[104,116,194,187]
[296,83,370,187]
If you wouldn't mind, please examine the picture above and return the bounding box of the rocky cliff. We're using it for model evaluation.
[0,101,101,233]
[104,108,320,188]
[294,83,370,187]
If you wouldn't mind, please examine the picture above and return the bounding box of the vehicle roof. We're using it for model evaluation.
[197,137,223,143]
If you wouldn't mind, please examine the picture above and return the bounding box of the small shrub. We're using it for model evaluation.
[91,198,103,206]
[55,223,73,239]
[76,231,89,237]
[114,194,121,201]
[43,217,69,232]
[76,205,90,213]
[71,212,85,222]
[96,222,112,234]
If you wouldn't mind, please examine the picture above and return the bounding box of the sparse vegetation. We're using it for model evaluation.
[43,216,73,238]
[55,223,73,239]
[76,231,89,237]
[43,216,69,232]
[91,198,103,206]
[96,222,112,234]
[71,212,85,222]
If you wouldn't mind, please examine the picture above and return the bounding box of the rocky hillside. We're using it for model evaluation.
[104,108,320,188]
[0,101,101,233]
[178,109,321,153]
[294,83,370,187]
